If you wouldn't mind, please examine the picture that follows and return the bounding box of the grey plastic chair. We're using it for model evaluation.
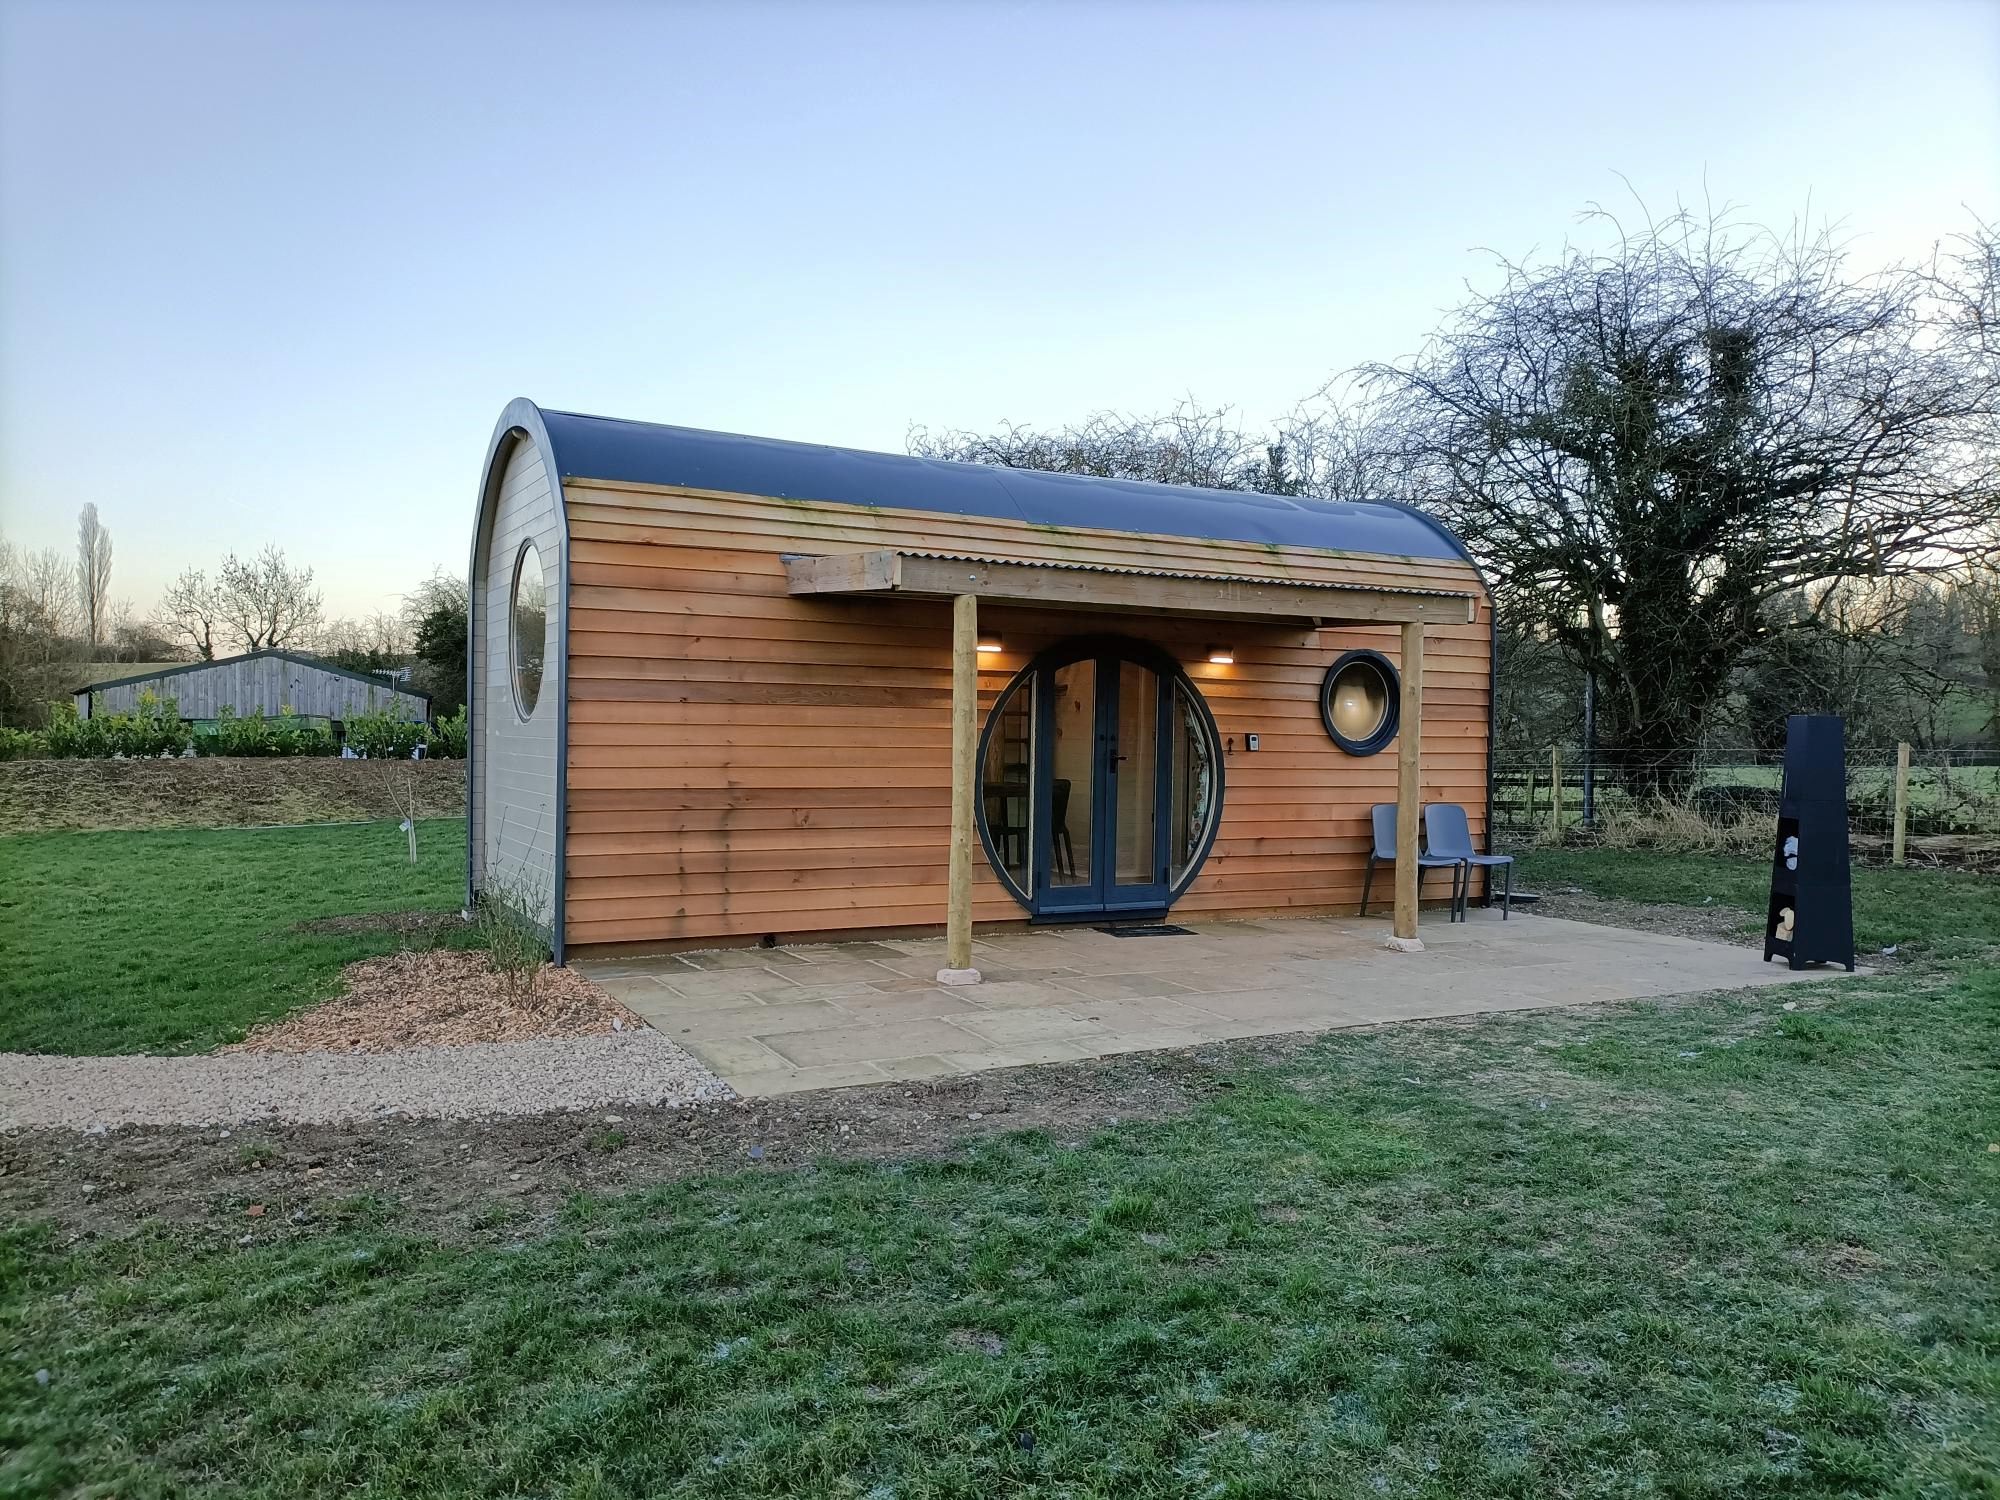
[1360,803,1464,919]
[1423,803,1513,920]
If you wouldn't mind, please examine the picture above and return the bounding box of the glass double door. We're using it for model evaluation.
[1037,654,1172,917]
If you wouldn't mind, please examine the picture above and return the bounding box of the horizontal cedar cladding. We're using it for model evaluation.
[561,479,1490,948]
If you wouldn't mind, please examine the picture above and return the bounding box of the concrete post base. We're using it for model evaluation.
[1382,935,1426,953]
[936,967,983,986]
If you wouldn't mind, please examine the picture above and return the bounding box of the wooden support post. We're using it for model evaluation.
[1389,620,1425,950]
[938,593,982,985]
[1892,741,1911,867]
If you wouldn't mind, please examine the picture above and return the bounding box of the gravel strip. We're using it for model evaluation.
[0,1033,733,1131]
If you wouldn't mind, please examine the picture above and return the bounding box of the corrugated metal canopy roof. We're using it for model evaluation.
[532,405,1472,565]
[888,551,1472,597]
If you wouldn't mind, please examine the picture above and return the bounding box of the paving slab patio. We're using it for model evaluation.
[576,912,1858,1097]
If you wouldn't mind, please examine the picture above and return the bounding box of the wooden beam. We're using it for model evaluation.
[1391,620,1425,948]
[786,549,1474,626]
[938,592,981,985]
[784,551,902,594]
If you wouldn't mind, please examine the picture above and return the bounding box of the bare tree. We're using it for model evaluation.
[909,397,1395,506]
[14,545,79,638]
[1964,562,2000,738]
[0,539,87,726]
[104,599,177,663]
[75,503,112,651]
[317,611,411,659]
[1359,202,2000,786]
[216,544,323,651]
[156,568,222,661]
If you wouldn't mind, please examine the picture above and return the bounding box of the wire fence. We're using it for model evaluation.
[1492,745,2000,868]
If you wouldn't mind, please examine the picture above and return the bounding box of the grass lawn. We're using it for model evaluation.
[0,818,470,1055]
[1518,848,2000,966]
[3,851,1997,1496]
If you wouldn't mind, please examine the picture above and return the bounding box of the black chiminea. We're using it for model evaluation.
[1763,714,1856,972]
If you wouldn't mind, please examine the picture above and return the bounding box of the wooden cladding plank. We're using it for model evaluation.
[568,809,949,838]
[569,678,949,709]
[568,700,947,728]
[572,863,951,897]
[564,840,944,876]
[567,785,946,812]
[571,745,945,770]
[576,776,956,800]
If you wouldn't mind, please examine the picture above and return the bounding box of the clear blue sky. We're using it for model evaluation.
[2,0,1994,620]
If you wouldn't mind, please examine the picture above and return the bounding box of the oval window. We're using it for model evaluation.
[1320,649,1399,756]
[510,542,548,719]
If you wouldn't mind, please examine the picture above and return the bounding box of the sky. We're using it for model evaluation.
[1,0,1995,623]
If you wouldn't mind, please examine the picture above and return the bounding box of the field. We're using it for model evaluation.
[0,819,470,1054]
[2,830,1995,1497]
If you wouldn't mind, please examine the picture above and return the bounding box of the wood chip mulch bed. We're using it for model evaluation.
[220,950,646,1054]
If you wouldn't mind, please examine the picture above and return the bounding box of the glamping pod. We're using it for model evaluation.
[467,399,1493,962]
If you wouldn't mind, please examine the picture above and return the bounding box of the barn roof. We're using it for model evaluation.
[511,402,1473,566]
[70,648,431,705]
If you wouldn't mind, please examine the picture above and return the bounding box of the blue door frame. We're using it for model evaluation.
[1030,651,1173,921]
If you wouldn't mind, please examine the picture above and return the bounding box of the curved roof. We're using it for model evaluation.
[503,402,1472,566]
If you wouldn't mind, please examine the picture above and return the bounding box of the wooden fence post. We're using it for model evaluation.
[1892,741,1911,867]
[1548,747,1563,841]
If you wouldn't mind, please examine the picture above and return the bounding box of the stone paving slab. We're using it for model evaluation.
[578,911,1859,1097]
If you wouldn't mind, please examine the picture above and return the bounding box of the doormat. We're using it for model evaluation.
[1094,923,1196,937]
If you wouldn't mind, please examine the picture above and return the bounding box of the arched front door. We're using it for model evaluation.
[979,639,1222,921]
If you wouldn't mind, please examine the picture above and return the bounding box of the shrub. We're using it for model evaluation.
[199,706,336,758]
[428,707,468,759]
[477,887,550,1006]
[1583,799,1771,856]
[344,707,429,760]
[39,705,102,758]
[40,693,192,759]
[0,726,42,761]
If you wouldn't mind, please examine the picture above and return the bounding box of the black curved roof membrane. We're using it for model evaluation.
[528,405,1469,564]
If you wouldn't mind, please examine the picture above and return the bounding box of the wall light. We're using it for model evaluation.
[976,632,1004,654]
[1205,645,1235,665]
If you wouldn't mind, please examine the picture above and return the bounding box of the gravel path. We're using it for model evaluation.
[0,1033,733,1131]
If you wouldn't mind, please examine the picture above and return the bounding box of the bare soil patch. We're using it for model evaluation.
[220,950,642,1053]
[1526,887,1763,946]
[0,1050,1215,1245]
[0,757,465,834]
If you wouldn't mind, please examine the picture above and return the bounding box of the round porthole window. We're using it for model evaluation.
[509,541,548,719]
[1319,649,1399,756]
